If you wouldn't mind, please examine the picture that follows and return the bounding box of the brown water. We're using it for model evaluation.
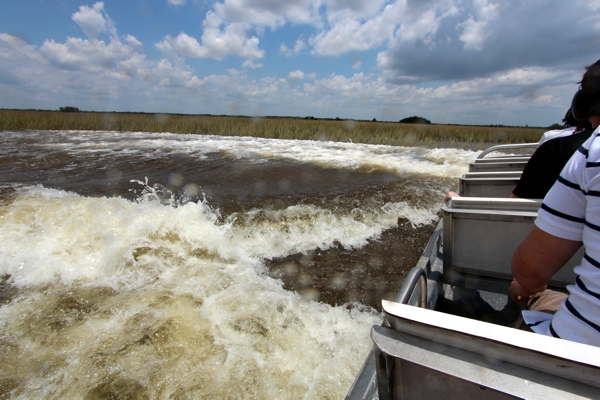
[0,130,475,398]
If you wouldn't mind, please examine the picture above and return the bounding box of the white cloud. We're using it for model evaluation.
[214,0,321,29]
[458,0,500,50]
[71,2,115,39]
[310,3,400,56]
[156,12,264,60]
[167,0,187,5]
[396,2,459,45]
[39,37,136,72]
[279,38,306,57]
[1,0,596,126]
[288,70,306,80]
[125,34,143,49]
[242,59,263,69]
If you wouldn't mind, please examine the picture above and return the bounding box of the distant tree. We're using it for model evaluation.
[547,123,563,129]
[335,117,341,120]
[372,118,377,122]
[59,106,79,112]
[399,116,431,124]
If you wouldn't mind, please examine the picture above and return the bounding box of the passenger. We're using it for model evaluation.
[511,111,593,199]
[538,108,588,145]
[443,109,593,203]
[510,60,600,346]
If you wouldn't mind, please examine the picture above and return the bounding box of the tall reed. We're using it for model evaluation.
[0,110,546,149]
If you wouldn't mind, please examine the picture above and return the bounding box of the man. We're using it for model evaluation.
[510,60,600,345]
[443,110,593,203]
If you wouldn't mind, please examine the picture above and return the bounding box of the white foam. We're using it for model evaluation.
[0,184,383,397]
[0,129,471,397]
[8,130,479,178]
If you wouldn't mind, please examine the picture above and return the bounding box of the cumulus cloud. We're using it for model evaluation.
[2,0,598,125]
[156,12,264,60]
[288,70,305,80]
[377,1,599,83]
[214,0,321,28]
[0,3,207,113]
[242,59,263,69]
[72,2,115,39]
[457,0,500,51]
[279,38,306,57]
[287,70,317,80]
[39,37,135,72]
[125,34,143,49]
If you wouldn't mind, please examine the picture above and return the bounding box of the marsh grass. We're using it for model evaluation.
[0,110,546,149]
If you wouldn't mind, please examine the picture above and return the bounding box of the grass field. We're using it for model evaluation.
[0,109,547,149]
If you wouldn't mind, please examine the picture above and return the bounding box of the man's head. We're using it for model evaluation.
[571,59,600,121]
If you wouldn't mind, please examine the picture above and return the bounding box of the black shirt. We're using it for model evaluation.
[512,129,593,199]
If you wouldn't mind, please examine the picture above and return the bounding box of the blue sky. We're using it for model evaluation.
[1,0,599,126]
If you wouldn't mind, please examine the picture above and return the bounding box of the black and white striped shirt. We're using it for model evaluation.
[535,126,600,346]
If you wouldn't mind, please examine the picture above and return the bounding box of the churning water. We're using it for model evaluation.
[0,130,477,398]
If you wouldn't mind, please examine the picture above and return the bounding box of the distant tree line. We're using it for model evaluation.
[399,116,432,124]
[59,106,79,112]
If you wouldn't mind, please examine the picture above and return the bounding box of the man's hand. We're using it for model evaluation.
[444,191,460,204]
[509,278,545,303]
[511,226,581,300]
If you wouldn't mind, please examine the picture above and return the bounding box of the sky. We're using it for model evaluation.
[1,0,599,126]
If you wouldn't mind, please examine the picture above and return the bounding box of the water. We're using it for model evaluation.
[0,130,477,398]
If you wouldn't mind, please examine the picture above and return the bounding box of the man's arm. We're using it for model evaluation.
[510,226,582,301]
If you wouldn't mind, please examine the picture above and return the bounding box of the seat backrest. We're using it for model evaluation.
[468,161,528,172]
[462,171,522,179]
[373,300,600,400]
[442,198,582,293]
[472,156,531,164]
[458,176,520,198]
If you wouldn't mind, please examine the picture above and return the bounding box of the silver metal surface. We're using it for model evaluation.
[442,203,581,289]
[469,161,528,172]
[463,171,522,179]
[458,177,520,197]
[477,143,539,159]
[374,302,600,399]
[473,156,531,164]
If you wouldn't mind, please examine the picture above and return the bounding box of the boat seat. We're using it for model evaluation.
[472,156,531,164]
[458,176,521,197]
[468,160,528,172]
[462,171,522,179]
[442,197,582,294]
[373,300,600,399]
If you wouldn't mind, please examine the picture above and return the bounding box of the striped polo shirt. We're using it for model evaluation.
[534,126,600,346]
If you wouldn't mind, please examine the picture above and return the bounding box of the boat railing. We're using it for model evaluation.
[345,221,443,400]
[393,219,443,309]
[372,300,600,399]
[393,266,426,307]
[462,171,522,179]
[476,143,539,159]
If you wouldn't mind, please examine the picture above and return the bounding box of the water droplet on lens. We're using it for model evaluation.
[184,183,200,198]
[169,173,185,187]
[279,179,291,191]
[254,180,266,193]
[297,273,312,287]
[284,263,298,277]
[330,273,347,290]
[300,288,320,301]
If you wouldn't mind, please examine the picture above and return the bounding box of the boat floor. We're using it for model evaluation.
[438,286,521,326]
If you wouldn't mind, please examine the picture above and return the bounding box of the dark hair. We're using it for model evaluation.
[571,60,600,121]
[563,107,592,131]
